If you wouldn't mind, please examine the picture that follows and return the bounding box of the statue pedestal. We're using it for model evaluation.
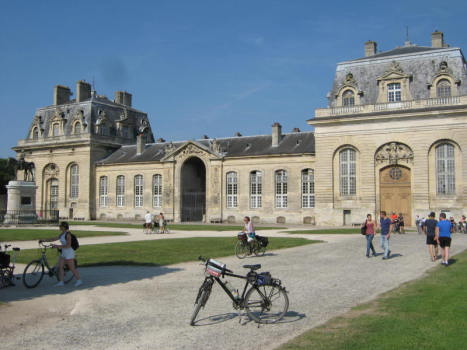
[4,181,38,224]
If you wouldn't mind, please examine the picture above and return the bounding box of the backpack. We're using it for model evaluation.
[67,232,80,250]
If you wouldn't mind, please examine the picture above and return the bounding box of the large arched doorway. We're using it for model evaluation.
[181,157,206,222]
[379,166,412,225]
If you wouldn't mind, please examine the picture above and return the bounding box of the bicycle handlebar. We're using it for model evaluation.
[198,256,233,274]
[38,242,55,248]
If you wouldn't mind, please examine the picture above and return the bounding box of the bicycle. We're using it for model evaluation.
[190,256,288,326]
[0,244,20,288]
[22,242,78,288]
[235,233,267,259]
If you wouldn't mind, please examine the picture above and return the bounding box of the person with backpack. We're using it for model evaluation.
[39,221,82,287]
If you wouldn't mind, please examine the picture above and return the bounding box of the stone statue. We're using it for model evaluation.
[8,155,35,181]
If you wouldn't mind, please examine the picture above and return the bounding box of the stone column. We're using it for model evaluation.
[4,181,38,224]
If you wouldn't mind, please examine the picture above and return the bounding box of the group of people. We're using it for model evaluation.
[144,211,168,234]
[416,214,467,234]
[362,211,454,265]
[389,212,405,234]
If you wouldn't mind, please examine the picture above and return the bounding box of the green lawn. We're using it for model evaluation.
[0,229,127,242]
[280,250,467,350]
[15,237,318,267]
[70,221,284,231]
[283,228,360,234]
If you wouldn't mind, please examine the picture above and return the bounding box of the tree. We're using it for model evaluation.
[0,158,16,195]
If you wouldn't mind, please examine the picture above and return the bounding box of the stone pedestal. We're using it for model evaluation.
[4,181,38,224]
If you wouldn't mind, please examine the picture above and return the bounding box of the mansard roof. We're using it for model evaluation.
[97,131,315,164]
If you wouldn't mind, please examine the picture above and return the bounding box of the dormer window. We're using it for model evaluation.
[52,123,60,136]
[32,127,39,140]
[387,83,401,102]
[74,122,82,134]
[436,79,451,98]
[342,90,355,106]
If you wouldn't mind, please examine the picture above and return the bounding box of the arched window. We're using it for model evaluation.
[302,169,315,208]
[226,172,238,208]
[32,127,39,140]
[340,148,356,196]
[342,90,355,106]
[387,83,401,102]
[69,164,79,199]
[152,174,162,208]
[74,122,82,134]
[116,175,125,207]
[275,170,288,208]
[49,179,59,210]
[436,79,451,98]
[134,175,144,207]
[99,176,108,207]
[250,171,262,209]
[436,143,455,195]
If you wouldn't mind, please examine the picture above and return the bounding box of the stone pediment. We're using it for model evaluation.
[160,141,220,162]
[377,61,412,82]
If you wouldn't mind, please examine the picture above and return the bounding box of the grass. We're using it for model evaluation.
[280,250,467,350]
[69,221,285,231]
[283,228,360,234]
[15,237,318,267]
[0,229,127,242]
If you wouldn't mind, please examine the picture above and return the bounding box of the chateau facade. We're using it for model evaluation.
[14,31,467,225]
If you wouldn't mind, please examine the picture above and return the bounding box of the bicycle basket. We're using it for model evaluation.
[256,272,272,286]
[0,252,10,268]
[206,259,226,277]
[237,233,247,241]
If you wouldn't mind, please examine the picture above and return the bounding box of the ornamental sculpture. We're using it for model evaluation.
[180,144,204,157]
[43,163,59,178]
[375,142,414,165]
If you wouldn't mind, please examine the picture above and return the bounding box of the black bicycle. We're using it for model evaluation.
[190,256,288,326]
[235,233,268,259]
[0,244,20,288]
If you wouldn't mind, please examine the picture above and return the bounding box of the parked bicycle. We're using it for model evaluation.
[190,256,288,326]
[235,233,268,259]
[0,244,20,288]
[22,242,78,288]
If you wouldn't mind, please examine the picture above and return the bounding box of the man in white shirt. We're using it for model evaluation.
[144,211,153,234]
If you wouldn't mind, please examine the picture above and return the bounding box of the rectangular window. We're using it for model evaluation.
[226,172,238,208]
[340,149,356,196]
[50,181,59,209]
[52,123,60,137]
[134,175,144,207]
[436,144,455,195]
[388,83,401,102]
[153,174,162,208]
[275,170,288,208]
[70,165,79,199]
[99,176,108,207]
[250,171,262,209]
[302,169,315,208]
[116,175,125,207]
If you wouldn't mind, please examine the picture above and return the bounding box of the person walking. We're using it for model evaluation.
[363,214,377,257]
[436,213,453,266]
[158,212,167,233]
[39,221,82,287]
[415,215,422,234]
[144,211,153,234]
[422,212,439,262]
[398,213,405,234]
[379,211,393,260]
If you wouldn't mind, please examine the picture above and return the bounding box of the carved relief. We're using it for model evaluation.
[179,144,205,157]
[210,139,222,153]
[375,142,414,165]
[43,163,59,178]
[164,142,176,154]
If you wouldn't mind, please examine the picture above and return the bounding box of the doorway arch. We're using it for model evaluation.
[379,165,412,225]
[181,157,206,221]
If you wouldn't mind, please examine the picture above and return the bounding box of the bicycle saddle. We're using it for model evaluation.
[243,264,261,271]
[13,247,20,251]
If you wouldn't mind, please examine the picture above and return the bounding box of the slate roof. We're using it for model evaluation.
[350,46,444,61]
[97,132,315,164]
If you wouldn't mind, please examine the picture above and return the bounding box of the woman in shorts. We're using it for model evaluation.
[39,221,82,287]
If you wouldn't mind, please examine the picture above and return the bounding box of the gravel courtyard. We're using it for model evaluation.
[1,231,466,350]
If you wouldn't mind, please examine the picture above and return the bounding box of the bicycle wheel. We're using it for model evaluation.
[245,283,289,324]
[253,241,266,257]
[23,260,45,288]
[59,259,78,284]
[235,241,248,259]
[190,280,213,326]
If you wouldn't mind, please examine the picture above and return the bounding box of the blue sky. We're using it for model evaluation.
[1,0,466,158]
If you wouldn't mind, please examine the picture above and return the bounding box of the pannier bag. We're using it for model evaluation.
[206,259,226,277]
[0,252,10,268]
[255,235,269,247]
[237,233,247,241]
[256,272,272,286]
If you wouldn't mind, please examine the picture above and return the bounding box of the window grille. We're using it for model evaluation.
[152,174,162,207]
[134,175,144,207]
[70,164,79,198]
[99,176,108,207]
[340,149,356,196]
[301,169,315,208]
[116,175,125,207]
[436,79,451,98]
[436,143,455,195]
[250,171,262,208]
[275,170,288,208]
[387,83,401,102]
[226,172,238,208]
[342,90,355,106]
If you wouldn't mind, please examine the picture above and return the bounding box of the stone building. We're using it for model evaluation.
[13,31,467,225]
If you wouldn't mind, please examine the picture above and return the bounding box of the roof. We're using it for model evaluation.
[98,132,315,164]
[350,46,445,62]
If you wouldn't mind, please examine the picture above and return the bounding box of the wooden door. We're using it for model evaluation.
[380,166,412,225]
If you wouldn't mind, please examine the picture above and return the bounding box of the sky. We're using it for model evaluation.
[1,0,466,158]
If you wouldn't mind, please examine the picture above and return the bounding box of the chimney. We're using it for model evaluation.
[292,127,301,132]
[364,41,377,57]
[272,122,282,147]
[76,80,91,102]
[115,91,132,107]
[136,133,145,155]
[54,85,72,105]
[234,132,242,137]
[431,30,444,48]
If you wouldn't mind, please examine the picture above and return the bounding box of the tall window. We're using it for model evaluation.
[32,127,39,140]
[275,170,288,208]
[134,175,143,207]
[52,123,60,136]
[387,83,401,102]
[340,148,356,196]
[116,175,125,207]
[436,143,455,195]
[70,164,79,199]
[49,179,59,210]
[100,124,108,136]
[99,176,108,207]
[250,171,262,209]
[342,90,355,106]
[74,122,82,134]
[437,79,451,98]
[302,169,315,208]
[152,174,162,207]
[226,172,238,208]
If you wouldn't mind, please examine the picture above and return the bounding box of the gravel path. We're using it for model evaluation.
[1,233,466,350]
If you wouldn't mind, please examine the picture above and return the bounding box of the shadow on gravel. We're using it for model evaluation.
[388,253,403,259]
[193,310,305,327]
[193,312,238,326]
[1,265,181,303]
